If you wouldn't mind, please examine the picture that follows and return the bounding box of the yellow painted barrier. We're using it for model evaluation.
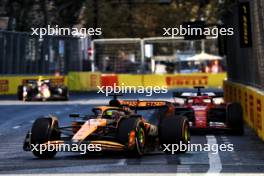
[68,72,100,91]
[143,75,167,87]
[142,73,226,88]
[247,87,256,128]
[163,74,208,88]
[69,72,226,90]
[116,73,226,88]
[0,72,227,94]
[0,75,67,95]
[117,74,144,87]
[254,89,264,139]
[224,80,264,140]
[240,86,249,124]
[244,87,250,125]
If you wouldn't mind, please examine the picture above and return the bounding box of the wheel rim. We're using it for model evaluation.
[183,124,189,142]
[137,128,145,148]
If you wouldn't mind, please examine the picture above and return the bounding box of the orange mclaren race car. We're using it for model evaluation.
[23,96,190,159]
[173,87,244,135]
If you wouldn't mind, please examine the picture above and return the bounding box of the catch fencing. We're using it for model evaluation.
[0,30,220,75]
[91,37,220,74]
[0,30,91,75]
[91,38,143,73]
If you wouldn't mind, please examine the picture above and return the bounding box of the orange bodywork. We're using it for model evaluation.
[71,106,125,142]
[72,119,107,142]
[119,100,167,107]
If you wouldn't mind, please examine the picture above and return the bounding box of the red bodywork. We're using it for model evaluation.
[176,95,227,129]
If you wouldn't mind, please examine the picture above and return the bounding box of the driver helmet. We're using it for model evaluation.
[193,98,201,104]
[106,110,113,116]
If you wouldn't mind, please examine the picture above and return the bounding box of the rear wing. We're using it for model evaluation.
[22,79,37,84]
[173,92,189,99]
[173,88,224,99]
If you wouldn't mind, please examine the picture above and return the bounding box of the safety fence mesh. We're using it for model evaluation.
[0,31,90,75]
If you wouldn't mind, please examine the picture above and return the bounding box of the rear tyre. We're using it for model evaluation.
[159,116,190,153]
[117,117,145,157]
[25,88,34,101]
[227,103,244,135]
[31,117,60,159]
[17,85,23,100]
[62,87,69,101]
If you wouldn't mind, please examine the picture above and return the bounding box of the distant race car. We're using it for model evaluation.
[173,86,244,135]
[17,79,69,101]
[23,95,190,158]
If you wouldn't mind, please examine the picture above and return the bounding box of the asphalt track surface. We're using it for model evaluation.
[0,91,264,174]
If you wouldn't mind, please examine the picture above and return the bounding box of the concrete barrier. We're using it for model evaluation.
[0,72,227,94]
[68,72,100,91]
[224,81,264,140]
[99,73,226,88]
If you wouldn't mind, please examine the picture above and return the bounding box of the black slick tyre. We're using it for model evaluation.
[31,117,60,159]
[159,116,190,153]
[227,103,244,135]
[117,117,145,157]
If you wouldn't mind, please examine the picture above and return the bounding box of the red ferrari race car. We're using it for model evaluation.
[173,86,244,135]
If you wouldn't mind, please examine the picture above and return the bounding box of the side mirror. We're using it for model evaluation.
[82,115,96,120]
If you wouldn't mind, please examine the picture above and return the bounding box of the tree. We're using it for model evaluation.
[1,0,86,31]
[83,0,220,38]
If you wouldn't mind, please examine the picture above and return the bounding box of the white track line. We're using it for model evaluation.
[206,135,222,174]
[177,165,191,173]
[55,111,62,115]
[8,159,127,173]
[115,158,127,166]
[12,125,21,129]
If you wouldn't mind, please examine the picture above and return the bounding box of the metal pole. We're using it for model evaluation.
[91,40,95,72]
[140,39,145,73]
[201,39,205,52]
[93,0,98,39]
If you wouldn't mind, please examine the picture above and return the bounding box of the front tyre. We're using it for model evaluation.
[117,118,145,157]
[31,117,60,159]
